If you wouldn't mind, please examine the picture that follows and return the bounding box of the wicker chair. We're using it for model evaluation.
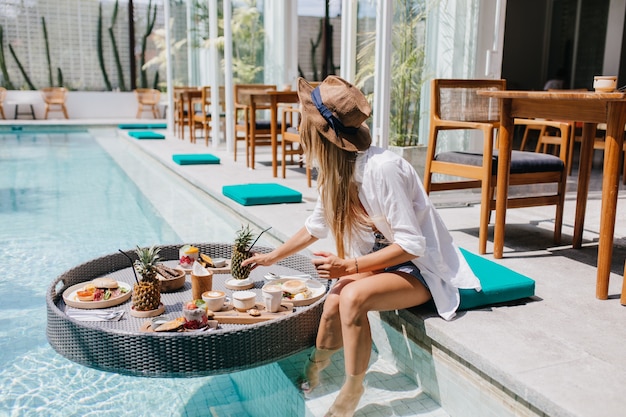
[40,87,69,119]
[134,88,161,119]
[423,79,570,255]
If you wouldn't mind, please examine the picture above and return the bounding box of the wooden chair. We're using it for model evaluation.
[173,87,195,139]
[0,87,6,119]
[423,79,570,255]
[233,84,277,166]
[191,86,225,146]
[515,118,575,174]
[281,107,312,187]
[40,87,69,119]
[134,88,161,118]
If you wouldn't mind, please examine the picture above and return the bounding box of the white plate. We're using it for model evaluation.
[266,278,326,306]
[225,278,252,287]
[63,281,132,309]
[264,273,312,281]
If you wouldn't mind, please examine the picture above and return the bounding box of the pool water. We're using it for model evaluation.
[0,129,444,417]
[0,130,303,416]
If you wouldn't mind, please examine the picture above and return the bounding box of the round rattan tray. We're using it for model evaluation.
[46,243,325,378]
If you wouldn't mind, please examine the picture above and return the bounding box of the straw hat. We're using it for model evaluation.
[297,76,372,152]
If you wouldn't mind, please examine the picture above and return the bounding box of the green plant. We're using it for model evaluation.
[230,0,264,83]
[8,43,36,90]
[0,25,15,89]
[42,17,53,87]
[108,0,126,91]
[97,3,113,91]
[142,19,187,89]
[139,0,157,88]
[389,0,426,146]
[355,0,427,147]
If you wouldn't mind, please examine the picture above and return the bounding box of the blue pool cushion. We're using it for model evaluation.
[222,183,302,206]
[127,131,165,140]
[172,154,220,165]
[458,248,535,310]
[118,123,167,130]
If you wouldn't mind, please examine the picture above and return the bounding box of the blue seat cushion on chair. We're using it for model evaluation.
[118,123,167,129]
[222,183,302,206]
[172,154,220,165]
[436,150,564,174]
[128,131,165,139]
[458,248,535,310]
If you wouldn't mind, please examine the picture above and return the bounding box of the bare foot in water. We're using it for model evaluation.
[325,374,365,417]
[299,356,331,394]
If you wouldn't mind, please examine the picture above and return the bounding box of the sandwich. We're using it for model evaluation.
[92,277,119,289]
[281,280,312,300]
[76,278,123,302]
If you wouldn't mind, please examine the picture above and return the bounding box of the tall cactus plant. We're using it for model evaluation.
[0,25,15,89]
[42,17,53,86]
[97,3,113,91]
[139,0,157,88]
[108,0,126,91]
[8,44,36,90]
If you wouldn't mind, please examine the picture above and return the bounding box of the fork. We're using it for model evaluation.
[67,310,124,321]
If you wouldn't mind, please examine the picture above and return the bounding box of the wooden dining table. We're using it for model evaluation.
[477,89,626,302]
[239,90,300,176]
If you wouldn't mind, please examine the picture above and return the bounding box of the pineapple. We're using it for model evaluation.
[231,225,255,280]
[132,245,162,311]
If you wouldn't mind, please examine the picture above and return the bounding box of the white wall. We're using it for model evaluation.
[2,91,148,120]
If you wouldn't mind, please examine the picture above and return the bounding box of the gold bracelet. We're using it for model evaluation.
[354,257,359,274]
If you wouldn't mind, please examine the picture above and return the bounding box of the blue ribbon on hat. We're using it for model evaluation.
[311,86,359,137]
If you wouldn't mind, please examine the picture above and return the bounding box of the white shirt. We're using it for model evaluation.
[304,146,481,320]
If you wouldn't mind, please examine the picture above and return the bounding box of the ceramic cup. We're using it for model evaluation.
[262,284,283,313]
[231,290,256,312]
[593,75,617,92]
[202,290,226,312]
[191,269,213,300]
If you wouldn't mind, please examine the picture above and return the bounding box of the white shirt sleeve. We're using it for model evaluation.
[304,197,329,239]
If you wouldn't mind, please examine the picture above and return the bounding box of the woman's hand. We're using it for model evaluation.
[241,251,276,270]
[311,251,351,279]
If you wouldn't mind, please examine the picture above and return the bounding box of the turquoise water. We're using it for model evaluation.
[0,131,305,416]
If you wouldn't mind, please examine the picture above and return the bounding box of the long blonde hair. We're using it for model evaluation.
[300,117,371,258]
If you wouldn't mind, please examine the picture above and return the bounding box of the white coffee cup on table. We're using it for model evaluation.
[262,284,283,313]
[202,290,226,312]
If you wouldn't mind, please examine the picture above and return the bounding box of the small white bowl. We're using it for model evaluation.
[593,75,617,92]
[231,290,257,311]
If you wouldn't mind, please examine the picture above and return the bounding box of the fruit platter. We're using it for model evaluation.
[63,278,132,309]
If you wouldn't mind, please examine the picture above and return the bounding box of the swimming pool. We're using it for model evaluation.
[0,129,443,416]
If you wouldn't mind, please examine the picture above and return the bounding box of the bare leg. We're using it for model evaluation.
[327,271,431,416]
[300,280,351,393]
[326,373,366,417]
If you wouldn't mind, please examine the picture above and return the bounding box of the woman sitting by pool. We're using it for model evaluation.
[242,75,481,417]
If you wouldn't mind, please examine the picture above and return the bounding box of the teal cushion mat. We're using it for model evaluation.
[128,131,165,139]
[222,183,302,206]
[458,248,535,310]
[118,123,167,129]
[172,154,220,165]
